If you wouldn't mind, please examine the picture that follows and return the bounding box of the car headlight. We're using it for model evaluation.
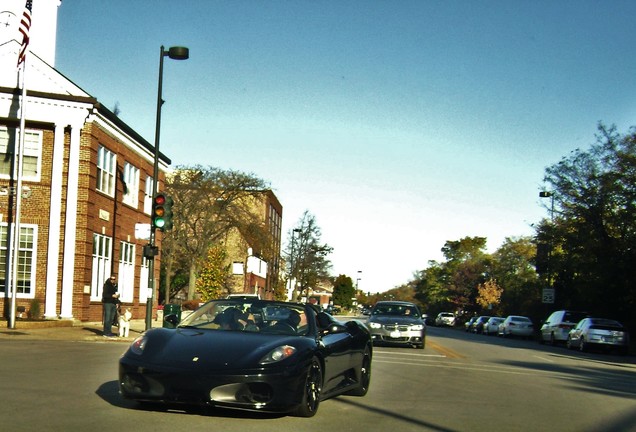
[129,335,148,355]
[260,345,296,364]
[410,324,424,331]
[369,322,382,329]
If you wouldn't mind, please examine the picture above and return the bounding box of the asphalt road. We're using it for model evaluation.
[1,325,635,432]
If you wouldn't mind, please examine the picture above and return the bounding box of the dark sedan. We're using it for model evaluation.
[119,299,372,417]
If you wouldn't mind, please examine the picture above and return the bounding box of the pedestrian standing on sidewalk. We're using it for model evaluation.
[102,275,119,337]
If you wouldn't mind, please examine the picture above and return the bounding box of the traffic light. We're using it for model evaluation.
[151,192,174,231]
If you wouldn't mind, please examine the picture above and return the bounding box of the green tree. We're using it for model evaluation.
[195,245,231,301]
[539,123,636,327]
[441,237,490,314]
[332,274,355,310]
[490,236,540,318]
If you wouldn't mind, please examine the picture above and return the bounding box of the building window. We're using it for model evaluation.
[0,127,42,182]
[91,233,112,300]
[0,224,38,297]
[143,175,154,215]
[139,256,150,303]
[117,241,136,303]
[122,162,140,208]
[97,145,116,196]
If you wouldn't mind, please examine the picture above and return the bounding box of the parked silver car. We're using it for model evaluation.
[498,315,534,339]
[566,318,630,355]
[368,301,426,349]
[540,310,589,345]
[483,317,505,335]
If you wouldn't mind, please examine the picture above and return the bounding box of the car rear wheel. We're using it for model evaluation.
[293,357,323,417]
[347,346,371,396]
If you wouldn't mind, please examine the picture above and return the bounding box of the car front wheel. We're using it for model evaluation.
[347,346,371,397]
[294,357,323,417]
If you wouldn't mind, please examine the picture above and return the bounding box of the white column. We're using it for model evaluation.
[59,125,81,319]
[43,122,65,319]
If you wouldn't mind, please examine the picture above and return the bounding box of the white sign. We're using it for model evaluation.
[135,223,151,241]
[542,288,555,304]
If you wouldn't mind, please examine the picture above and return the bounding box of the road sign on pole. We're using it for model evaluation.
[542,288,555,304]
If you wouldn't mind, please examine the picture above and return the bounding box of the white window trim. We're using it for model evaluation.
[122,162,140,208]
[97,145,116,196]
[0,127,42,182]
[91,233,112,301]
[0,223,38,298]
[118,241,136,303]
[143,175,154,215]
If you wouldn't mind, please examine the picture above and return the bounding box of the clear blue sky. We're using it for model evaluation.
[55,1,636,293]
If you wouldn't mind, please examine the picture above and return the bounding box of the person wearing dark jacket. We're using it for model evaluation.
[102,275,119,337]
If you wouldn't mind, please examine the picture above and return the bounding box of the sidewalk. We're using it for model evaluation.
[0,318,155,342]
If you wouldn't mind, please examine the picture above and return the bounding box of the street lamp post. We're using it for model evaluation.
[145,45,189,331]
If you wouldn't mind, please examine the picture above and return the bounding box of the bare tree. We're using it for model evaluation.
[284,211,333,301]
[162,165,271,300]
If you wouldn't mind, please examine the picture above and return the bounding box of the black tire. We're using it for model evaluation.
[293,357,323,417]
[347,346,371,396]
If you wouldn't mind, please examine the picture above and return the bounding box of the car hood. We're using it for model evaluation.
[125,327,314,371]
[369,315,423,325]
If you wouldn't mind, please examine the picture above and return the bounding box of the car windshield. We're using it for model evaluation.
[178,300,309,336]
[373,304,419,317]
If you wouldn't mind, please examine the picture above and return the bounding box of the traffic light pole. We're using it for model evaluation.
[145,45,189,331]
[145,46,166,331]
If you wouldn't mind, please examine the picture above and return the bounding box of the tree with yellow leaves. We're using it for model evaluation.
[476,279,503,311]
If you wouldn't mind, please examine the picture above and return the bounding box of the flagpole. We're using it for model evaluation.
[9,60,28,329]
[9,0,33,329]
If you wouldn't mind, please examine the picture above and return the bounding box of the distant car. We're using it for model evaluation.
[367,301,426,349]
[435,312,456,327]
[470,316,491,334]
[566,317,630,355]
[483,317,505,335]
[540,310,589,345]
[498,315,534,339]
[465,316,478,332]
[119,299,372,417]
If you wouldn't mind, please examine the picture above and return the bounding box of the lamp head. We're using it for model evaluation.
[167,46,189,60]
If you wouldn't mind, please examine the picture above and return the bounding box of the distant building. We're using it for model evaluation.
[1,0,167,322]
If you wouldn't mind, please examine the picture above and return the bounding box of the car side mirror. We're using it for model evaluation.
[164,313,180,327]
[324,323,347,335]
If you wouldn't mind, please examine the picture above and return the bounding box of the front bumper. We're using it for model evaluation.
[119,357,308,413]
[370,327,425,347]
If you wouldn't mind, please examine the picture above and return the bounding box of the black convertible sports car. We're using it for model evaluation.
[119,299,372,417]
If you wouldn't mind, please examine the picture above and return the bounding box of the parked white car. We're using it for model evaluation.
[540,310,588,345]
[435,312,456,327]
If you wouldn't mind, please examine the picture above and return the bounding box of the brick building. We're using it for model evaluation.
[225,190,283,299]
[1,0,165,322]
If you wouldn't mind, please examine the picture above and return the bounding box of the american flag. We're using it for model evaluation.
[17,0,33,67]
